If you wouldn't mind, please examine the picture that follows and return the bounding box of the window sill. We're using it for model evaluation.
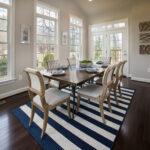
[0,78,16,86]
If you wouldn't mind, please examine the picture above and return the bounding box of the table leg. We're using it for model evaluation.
[72,85,76,119]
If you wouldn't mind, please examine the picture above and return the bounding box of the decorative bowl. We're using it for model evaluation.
[80,60,93,68]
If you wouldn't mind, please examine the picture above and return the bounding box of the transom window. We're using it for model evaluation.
[0,0,14,82]
[91,22,125,32]
[69,16,83,59]
[35,2,58,69]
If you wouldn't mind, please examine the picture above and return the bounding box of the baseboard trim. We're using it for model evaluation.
[131,77,150,83]
[0,87,28,100]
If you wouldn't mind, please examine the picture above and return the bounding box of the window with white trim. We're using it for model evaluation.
[69,16,82,59]
[35,1,58,69]
[0,0,14,82]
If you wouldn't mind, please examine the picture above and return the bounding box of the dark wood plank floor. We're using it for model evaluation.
[0,78,150,150]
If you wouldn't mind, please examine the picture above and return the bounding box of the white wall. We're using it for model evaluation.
[0,0,88,98]
[88,0,150,82]
[130,0,150,81]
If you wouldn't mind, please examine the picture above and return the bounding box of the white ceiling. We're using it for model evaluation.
[73,0,131,17]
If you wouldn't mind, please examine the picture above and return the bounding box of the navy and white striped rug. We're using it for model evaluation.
[12,86,135,150]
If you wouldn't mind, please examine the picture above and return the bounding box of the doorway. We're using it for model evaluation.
[89,19,128,76]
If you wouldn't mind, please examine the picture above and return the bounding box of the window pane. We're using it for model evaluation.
[37,17,43,26]
[37,25,43,35]
[44,8,50,17]
[110,33,123,63]
[0,44,7,54]
[0,0,9,5]
[50,11,56,18]
[0,7,7,19]
[0,31,7,43]
[0,55,7,78]
[0,19,7,31]
[37,6,43,15]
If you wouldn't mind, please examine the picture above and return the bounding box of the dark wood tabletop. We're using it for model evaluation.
[41,67,105,119]
[40,67,105,85]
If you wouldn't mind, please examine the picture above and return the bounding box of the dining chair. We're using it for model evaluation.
[113,60,127,103]
[77,64,116,124]
[96,60,127,105]
[46,60,69,89]
[96,57,111,65]
[24,68,71,139]
[67,57,76,67]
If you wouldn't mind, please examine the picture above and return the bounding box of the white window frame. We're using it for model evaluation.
[0,0,15,84]
[33,0,59,69]
[69,15,83,59]
[89,19,129,76]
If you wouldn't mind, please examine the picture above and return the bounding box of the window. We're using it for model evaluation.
[35,2,58,69]
[91,22,125,32]
[90,20,127,64]
[93,35,103,61]
[0,0,14,82]
[69,16,82,59]
[110,33,123,64]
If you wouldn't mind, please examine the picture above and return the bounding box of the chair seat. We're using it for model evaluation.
[33,88,70,107]
[78,84,105,99]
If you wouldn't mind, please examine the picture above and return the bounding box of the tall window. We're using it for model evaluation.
[69,16,82,59]
[93,35,103,61]
[35,2,58,69]
[110,33,123,64]
[0,0,14,82]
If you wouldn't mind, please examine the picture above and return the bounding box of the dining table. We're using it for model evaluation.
[40,66,105,119]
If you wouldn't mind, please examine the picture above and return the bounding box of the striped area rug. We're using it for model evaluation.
[12,86,135,150]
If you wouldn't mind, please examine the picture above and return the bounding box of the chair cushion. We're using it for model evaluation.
[33,88,70,107]
[78,84,104,99]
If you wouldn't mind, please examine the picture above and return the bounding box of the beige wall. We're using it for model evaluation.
[88,0,150,81]
[0,0,88,97]
[130,0,150,79]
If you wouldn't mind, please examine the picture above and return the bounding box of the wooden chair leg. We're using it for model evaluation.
[118,84,122,98]
[67,99,71,119]
[29,104,35,127]
[107,95,112,113]
[77,95,80,113]
[88,98,90,103]
[99,102,106,124]
[41,110,48,139]
[114,87,119,105]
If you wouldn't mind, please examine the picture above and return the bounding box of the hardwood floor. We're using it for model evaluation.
[0,78,150,150]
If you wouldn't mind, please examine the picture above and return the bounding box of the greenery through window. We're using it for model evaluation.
[70,16,82,59]
[110,33,122,64]
[93,35,103,61]
[0,1,9,81]
[35,3,58,69]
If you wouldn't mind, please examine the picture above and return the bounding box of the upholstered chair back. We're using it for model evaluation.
[46,60,60,70]
[24,68,45,96]
[100,57,111,64]
[67,57,76,66]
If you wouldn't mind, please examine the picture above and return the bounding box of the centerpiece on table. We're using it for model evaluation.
[80,60,93,68]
